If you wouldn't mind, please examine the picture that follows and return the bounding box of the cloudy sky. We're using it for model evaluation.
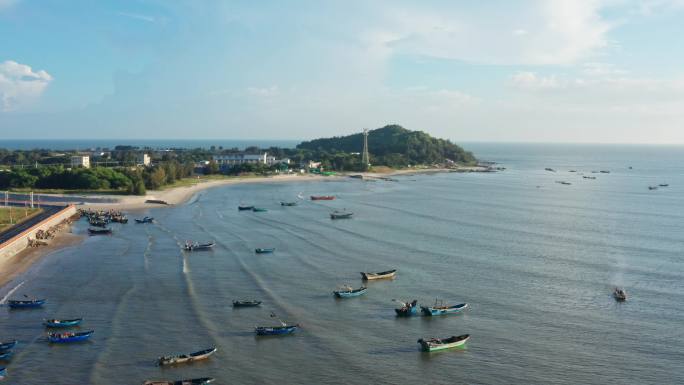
[1,0,684,143]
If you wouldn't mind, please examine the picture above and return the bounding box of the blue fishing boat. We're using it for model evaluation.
[420,300,468,316]
[0,351,13,361]
[7,299,45,308]
[333,285,367,298]
[0,340,17,351]
[255,248,275,254]
[48,330,94,343]
[255,313,299,336]
[394,300,419,316]
[232,300,262,307]
[135,217,154,224]
[238,205,254,211]
[44,318,83,328]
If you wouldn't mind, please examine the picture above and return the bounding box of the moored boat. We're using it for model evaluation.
[0,340,17,351]
[420,301,468,316]
[360,269,396,280]
[252,207,268,212]
[333,285,367,298]
[0,367,6,380]
[135,217,154,223]
[143,377,215,385]
[0,351,13,360]
[238,205,254,211]
[418,334,470,352]
[330,210,353,219]
[44,318,83,328]
[232,300,262,307]
[648,186,658,190]
[280,201,297,206]
[310,195,335,200]
[659,183,669,187]
[183,242,215,251]
[88,227,112,235]
[613,287,627,301]
[48,330,93,343]
[255,248,275,254]
[158,347,217,366]
[255,324,299,336]
[394,300,418,317]
[7,299,45,309]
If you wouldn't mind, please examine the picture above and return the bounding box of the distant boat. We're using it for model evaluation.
[600,170,610,173]
[7,299,45,309]
[88,228,112,235]
[544,168,555,172]
[0,351,13,361]
[360,269,396,280]
[420,301,468,316]
[648,186,658,190]
[48,330,94,343]
[143,378,215,385]
[613,287,627,302]
[310,195,335,200]
[418,334,470,352]
[44,318,83,328]
[569,170,577,173]
[556,181,572,185]
[394,300,419,317]
[255,248,275,254]
[333,285,367,298]
[135,217,154,224]
[0,340,17,352]
[280,201,297,206]
[583,176,596,180]
[330,210,353,219]
[183,242,215,251]
[232,300,262,307]
[252,207,268,212]
[158,347,217,366]
[659,184,669,187]
[255,324,299,336]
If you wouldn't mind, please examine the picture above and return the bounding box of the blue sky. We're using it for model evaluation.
[1,0,684,143]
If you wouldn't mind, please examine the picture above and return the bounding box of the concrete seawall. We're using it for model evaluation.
[0,204,78,263]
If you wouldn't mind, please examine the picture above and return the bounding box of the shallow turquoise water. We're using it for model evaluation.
[1,144,683,384]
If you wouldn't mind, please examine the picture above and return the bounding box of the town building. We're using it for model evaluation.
[136,153,151,167]
[70,155,90,169]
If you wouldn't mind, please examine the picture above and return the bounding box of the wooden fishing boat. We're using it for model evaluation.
[310,195,335,200]
[613,288,627,301]
[232,300,262,307]
[158,347,217,366]
[360,269,396,280]
[44,318,83,328]
[420,301,468,316]
[333,285,367,298]
[255,324,299,336]
[659,183,669,187]
[48,330,93,343]
[255,248,275,254]
[135,217,154,223]
[0,340,17,351]
[252,207,268,212]
[394,300,418,317]
[330,210,353,219]
[238,205,254,211]
[183,242,215,251]
[88,228,112,235]
[0,351,13,360]
[143,377,215,385]
[280,201,297,206]
[418,334,470,352]
[7,299,46,309]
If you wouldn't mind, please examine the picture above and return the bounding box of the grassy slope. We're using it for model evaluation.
[0,207,43,233]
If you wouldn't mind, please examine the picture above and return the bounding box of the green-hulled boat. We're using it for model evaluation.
[417,334,469,352]
[252,207,268,212]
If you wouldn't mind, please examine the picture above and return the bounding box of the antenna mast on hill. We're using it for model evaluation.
[361,128,370,170]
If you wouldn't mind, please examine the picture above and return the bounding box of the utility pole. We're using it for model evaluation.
[361,128,370,171]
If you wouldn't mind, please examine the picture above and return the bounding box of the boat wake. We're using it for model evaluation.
[0,280,25,304]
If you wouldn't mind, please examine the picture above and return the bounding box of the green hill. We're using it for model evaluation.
[297,125,476,169]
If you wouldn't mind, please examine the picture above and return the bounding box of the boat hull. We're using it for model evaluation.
[158,347,217,366]
[360,270,396,280]
[420,303,468,316]
[333,287,367,298]
[0,341,17,351]
[0,351,13,360]
[48,331,93,343]
[44,318,83,328]
[418,335,470,352]
[7,300,46,309]
[233,301,262,307]
[255,325,299,336]
[310,196,335,200]
[255,248,275,254]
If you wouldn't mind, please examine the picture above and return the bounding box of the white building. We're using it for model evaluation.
[136,153,151,166]
[214,153,270,166]
[71,155,90,169]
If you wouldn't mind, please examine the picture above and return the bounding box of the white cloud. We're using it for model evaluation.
[117,11,156,23]
[0,60,53,112]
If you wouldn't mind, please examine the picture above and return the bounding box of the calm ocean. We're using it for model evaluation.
[0,143,682,384]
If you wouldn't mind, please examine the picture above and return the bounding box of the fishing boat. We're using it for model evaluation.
[183,242,215,251]
[280,201,297,206]
[394,300,418,317]
[0,367,6,380]
[44,318,83,328]
[158,347,217,366]
[0,351,13,360]
[648,186,658,190]
[135,217,154,223]
[232,300,262,307]
[418,334,470,352]
[310,195,335,200]
[7,299,46,309]
[252,207,268,212]
[143,378,215,385]
[544,168,555,172]
[583,176,596,179]
[360,269,396,280]
[659,183,669,187]
[89,220,108,227]
[333,285,367,298]
[48,330,94,343]
[88,228,112,235]
[255,248,275,254]
[421,301,468,316]
[613,287,627,301]
[600,170,611,173]
[0,340,17,351]
[330,210,353,219]
[255,313,299,336]
[238,205,254,211]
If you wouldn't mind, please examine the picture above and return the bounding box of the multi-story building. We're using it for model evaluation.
[70,155,91,169]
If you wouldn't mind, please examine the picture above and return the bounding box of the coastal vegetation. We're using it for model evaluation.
[0,207,42,233]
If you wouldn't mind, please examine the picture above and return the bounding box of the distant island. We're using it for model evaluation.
[0,125,476,195]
